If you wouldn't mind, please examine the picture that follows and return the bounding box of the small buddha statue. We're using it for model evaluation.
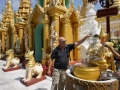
[99,29,116,72]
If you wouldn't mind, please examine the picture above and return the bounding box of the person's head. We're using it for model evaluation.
[58,37,66,48]
[99,29,108,44]
[93,34,99,43]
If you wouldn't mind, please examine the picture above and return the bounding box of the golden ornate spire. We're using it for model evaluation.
[17,0,32,22]
[1,0,14,27]
[99,28,108,40]
[5,0,13,12]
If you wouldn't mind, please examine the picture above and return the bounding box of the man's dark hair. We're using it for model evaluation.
[94,34,99,38]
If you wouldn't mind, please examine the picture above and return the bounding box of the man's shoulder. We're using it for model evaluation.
[66,44,74,47]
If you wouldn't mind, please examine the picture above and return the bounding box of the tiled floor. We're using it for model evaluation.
[0,60,52,90]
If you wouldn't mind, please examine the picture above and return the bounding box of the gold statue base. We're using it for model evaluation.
[2,66,21,72]
[20,75,46,86]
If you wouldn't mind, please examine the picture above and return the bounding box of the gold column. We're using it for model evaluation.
[32,26,35,50]
[29,25,33,50]
[12,32,17,49]
[61,19,70,39]
[44,0,47,7]
[74,23,80,61]
[63,0,65,7]
[44,22,49,49]
[1,32,6,53]
[51,13,60,40]
[17,24,25,54]
[41,18,50,65]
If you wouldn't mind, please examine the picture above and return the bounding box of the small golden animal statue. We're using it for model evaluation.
[3,49,20,69]
[22,51,43,82]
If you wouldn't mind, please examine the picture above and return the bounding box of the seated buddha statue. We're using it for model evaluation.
[87,34,108,70]
[87,29,116,72]
[87,29,116,71]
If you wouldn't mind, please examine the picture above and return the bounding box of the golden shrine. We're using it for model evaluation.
[0,0,82,65]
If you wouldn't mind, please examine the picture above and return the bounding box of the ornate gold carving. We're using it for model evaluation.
[62,4,81,23]
[29,4,45,22]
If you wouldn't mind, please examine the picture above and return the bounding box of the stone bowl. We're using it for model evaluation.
[73,63,100,81]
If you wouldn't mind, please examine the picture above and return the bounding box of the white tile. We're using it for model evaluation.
[3,87,16,90]
[0,82,12,89]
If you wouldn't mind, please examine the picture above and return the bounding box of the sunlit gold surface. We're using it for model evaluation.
[73,63,100,81]
[94,59,109,70]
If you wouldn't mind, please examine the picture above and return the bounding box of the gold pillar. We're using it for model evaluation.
[73,23,80,61]
[32,26,35,50]
[12,32,17,49]
[17,24,25,54]
[41,18,50,65]
[29,25,33,50]
[51,13,60,41]
[63,0,65,7]
[61,19,70,39]
[1,32,6,53]
[44,0,47,7]
[43,21,49,49]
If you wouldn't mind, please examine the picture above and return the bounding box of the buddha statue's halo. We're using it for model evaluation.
[86,3,96,17]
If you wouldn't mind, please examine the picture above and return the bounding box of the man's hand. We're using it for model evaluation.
[87,33,92,38]
[47,69,51,76]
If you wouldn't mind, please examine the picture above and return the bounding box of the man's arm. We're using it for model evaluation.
[47,58,53,76]
[74,34,91,48]
[104,43,120,59]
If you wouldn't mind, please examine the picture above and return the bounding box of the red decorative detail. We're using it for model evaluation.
[69,60,82,65]
[22,60,27,69]
[2,66,21,72]
[20,75,46,86]
[42,65,53,76]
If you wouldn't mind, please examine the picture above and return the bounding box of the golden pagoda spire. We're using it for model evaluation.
[5,0,13,12]
[1,0,14,27]
[17,0,32,20]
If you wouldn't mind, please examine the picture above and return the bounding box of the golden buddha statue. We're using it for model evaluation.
[87,29,116,72]
[87,34,108,70]
[99,29,116,72]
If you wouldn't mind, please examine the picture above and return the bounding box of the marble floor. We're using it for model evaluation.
[0,60,52,90]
